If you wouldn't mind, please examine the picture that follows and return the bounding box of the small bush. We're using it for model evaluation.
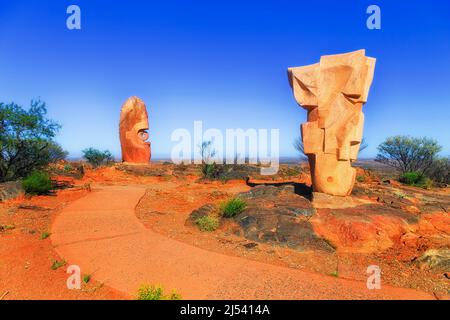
[330,271,339,278]
[400,171,422,185]
[195,215,219,232]
[51,260,66,270]
[356,176,365,183]
[22,171,52,195]
[82,148,113,168]
[137,285,181,300]
[83,274,91,284]
[40,231,51,240]
[399,171,433,188]
[221,198,247,218]
[0,225,15,232]
[201,163,224,179]
[168,291,182,300]
[427,157,450,185]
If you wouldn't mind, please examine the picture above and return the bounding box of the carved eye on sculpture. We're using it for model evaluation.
[138,130,149,141]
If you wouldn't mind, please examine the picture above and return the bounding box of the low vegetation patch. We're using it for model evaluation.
[330,271,339,278]
[137,284,181,300]
[195,215,219,232]
[51,260,66,270]
[399,171,433,189]
[201,163,223,180]
[22,171,53,195]
[0,225,15,232]
[394,191,407,199]
[83,274,91,284]
[40,231,51,240]
[221,198,247,218]
[82,148,113,168]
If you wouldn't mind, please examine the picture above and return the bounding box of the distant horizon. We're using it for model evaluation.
[66,156,383,164]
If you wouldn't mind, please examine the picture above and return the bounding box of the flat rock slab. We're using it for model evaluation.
[51,184,434,300]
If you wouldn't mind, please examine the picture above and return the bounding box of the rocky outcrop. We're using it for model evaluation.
[236,185,334,252]
[0,181,24,201]
[416,249,450,272]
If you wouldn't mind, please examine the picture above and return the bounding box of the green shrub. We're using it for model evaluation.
[82,148,113,168]
[195,215,219,232]
[427,157,450,185]
[400,171,422,185]
[83,274,91,284]
[137,285,181,300]
[356,176,365,183]
[168,291,182,300]
[40,231,51,240]
[201,163,224,179]
[51,260,66,270]
[221,198,247,218]
[419,177,433,189]
[0,225,15,232]
[330,271,339,278]
[22,171,53,195]
[399,171,433,189]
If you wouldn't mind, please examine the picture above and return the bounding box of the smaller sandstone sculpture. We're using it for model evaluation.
[119,96,151,163]
[288,50,376,196]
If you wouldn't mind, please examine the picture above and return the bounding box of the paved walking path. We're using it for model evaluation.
[51,185,433,300]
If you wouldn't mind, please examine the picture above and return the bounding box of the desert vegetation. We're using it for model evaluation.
[0,100,67,182]
[221,198,247,218]
[21,171,53,195]
[137,284,181,300]
[82,148,114,168]
[195,215,220,232]
[376,135,449,186]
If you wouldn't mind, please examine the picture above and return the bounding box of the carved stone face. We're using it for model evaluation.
[288,50,376,196]
[119,96,151,163]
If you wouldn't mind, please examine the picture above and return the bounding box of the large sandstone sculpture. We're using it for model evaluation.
[288,50,376,196]
[119,96,151,163]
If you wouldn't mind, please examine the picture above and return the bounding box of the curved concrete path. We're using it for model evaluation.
[51,185,433,300]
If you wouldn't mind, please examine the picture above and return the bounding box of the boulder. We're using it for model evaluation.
[0,181,24,202]
[416,249,450,272]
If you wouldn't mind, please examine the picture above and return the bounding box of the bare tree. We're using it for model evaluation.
[293,137,307,160]
[198,140,216,164]
[294,137,368,160]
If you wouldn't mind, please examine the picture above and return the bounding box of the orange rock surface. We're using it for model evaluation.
[119,96,151,163]
[288,50,376,196]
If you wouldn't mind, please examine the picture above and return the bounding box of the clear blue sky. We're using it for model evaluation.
[1,0,449,159]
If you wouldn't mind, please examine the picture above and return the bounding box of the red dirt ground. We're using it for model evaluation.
[0,187,126,300]
[0,163,448,299]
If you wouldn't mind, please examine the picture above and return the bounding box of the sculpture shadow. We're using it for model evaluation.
[245,179,312,201]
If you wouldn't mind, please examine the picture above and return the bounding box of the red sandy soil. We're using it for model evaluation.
[51,184,432,299]
[0,163,448,299]
[133,174,449,298]
[0,187,126,300]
